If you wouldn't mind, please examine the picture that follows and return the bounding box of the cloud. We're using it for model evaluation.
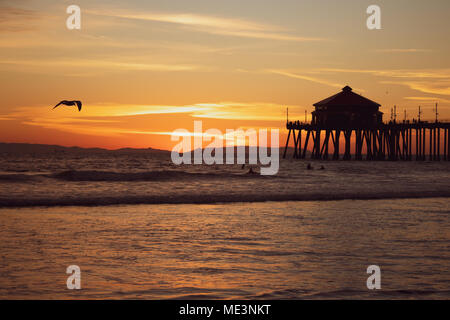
[382,80,450,96]
[9,101,299,121]
[0,6,40,32]
[5,104,212,119]
[404,96,450,103]
[319,67,450,96]
[318,68,450,79]
[266,69,343,88]
[22,120,126,137]
[190,27,324,42]
[137,127,281,145]
[88,10,324,42]
[4,101,297,138]
[0,59,202,73]
[376,49,432,53]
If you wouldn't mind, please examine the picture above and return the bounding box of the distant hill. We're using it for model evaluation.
[0,143,310,159]
[0,143,170,155]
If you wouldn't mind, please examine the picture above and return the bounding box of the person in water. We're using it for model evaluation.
[247,166,258,174]
[307,163,313,170]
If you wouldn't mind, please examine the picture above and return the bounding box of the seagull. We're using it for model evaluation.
[53,100,82,112]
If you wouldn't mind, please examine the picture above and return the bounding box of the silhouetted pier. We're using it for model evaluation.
[283,85,450,161]
[283,120,450,161]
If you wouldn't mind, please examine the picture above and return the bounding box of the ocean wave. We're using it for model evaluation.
[0,191,449,207]
[52,170,213,181]
[0,173,37,182]
[0,169,263,183]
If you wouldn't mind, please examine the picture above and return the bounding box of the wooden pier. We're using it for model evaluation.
[284,86,450,161]
[283,121,450,161]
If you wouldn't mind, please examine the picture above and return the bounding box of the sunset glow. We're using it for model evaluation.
[1,0,449,150]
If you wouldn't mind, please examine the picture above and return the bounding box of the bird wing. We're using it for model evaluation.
[75,101,82,111]
[53,101,64,109]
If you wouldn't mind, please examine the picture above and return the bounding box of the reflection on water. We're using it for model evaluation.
[0,198,449,299]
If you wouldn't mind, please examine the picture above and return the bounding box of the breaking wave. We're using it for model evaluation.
[0,169,262,183]
[1,161,449,208]
[1,190,449,208]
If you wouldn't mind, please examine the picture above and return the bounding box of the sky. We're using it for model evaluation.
[0,0,449,150]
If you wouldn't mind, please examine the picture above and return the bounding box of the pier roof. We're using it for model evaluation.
[313,86,381,109]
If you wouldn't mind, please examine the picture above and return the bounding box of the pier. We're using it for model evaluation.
[283,86,450,161]
[283,121,450,161]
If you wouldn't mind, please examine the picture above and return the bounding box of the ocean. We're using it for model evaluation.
[0,151,449,299]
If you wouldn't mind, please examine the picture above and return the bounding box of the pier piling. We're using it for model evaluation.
[283,122,450,161]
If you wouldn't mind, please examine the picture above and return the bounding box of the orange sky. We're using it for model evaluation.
[0,0,449,150]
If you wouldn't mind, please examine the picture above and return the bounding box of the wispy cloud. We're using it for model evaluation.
[318,68,450,79]
[404,96,450,103]
[382,80,450,96]
[190,102,302,121]
[0,6,40,32]
[88,11,324,42]
[139,128,280,144]
[21,121,126,137]
[4,101,296,138]
[0,59,202,73]
[266,69,343,88]
[319,67,450,96]
[376,49,432,53]
[8,101,298,121]
[5,104,214,119]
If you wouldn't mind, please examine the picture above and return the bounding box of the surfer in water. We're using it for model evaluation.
[246,166,258,174]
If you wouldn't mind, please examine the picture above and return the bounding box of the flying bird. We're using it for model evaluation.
[53,100,82,112]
